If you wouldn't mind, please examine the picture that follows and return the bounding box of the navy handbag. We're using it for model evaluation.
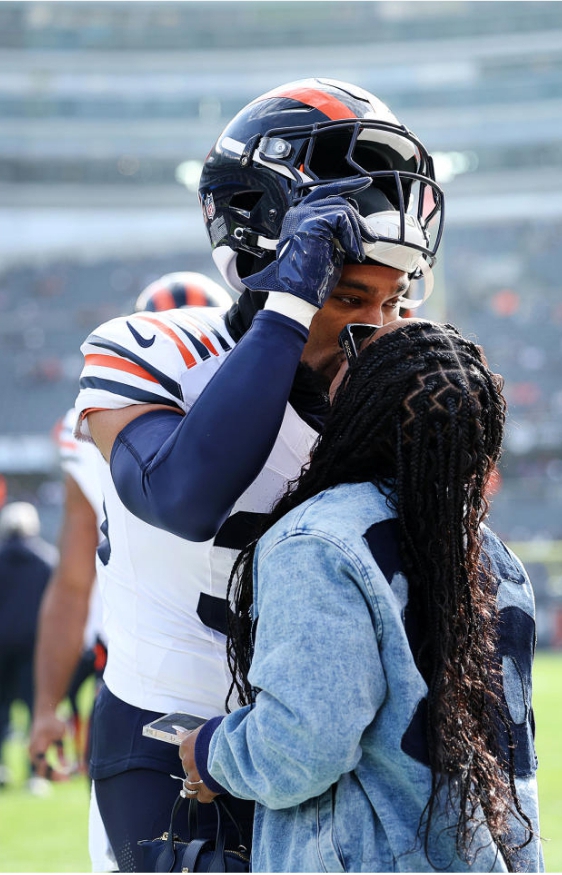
[138,793,249,872]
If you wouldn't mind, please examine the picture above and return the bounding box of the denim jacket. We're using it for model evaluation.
[207,482,543,872]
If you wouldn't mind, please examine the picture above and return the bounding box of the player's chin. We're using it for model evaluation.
[298,358,331,393]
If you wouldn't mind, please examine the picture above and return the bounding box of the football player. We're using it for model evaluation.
[29,271,231,872]
[74,79,444,871]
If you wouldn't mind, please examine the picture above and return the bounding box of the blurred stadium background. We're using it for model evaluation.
[1,0,562,646]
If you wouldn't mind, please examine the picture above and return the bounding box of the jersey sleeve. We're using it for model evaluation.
[55,407,106,525]
[55,408,81,472]
[74,309,234,440]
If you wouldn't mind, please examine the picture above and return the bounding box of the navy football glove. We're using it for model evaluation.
[244,178,377,309]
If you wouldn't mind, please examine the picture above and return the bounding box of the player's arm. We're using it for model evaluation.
[87,403,181,462]
[87,309,309,542]
[29,473,98,773]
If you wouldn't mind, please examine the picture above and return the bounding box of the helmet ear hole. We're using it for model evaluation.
[230,190,264,218]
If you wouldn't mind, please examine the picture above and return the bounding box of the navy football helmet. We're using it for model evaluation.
[198,78,444,301]
[134,271,232,312]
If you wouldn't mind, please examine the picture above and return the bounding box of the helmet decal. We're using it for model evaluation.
[253,85,360,121]
[204,193,216,221]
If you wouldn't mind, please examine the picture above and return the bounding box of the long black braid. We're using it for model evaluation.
[226,320,532,869]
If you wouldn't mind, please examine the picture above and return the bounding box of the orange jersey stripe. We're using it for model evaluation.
[59,438,79,451]
[85,353,159,383]
[80,407,110,419]
[138,313,218,358]
[256,85,355,121]
[180,314,221,356]
[136,314,201,365]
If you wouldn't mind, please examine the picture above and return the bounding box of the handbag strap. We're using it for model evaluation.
[188,795,199,840]
[182,837,215,872]
[206,800,228,871]
[183,800,236,872]
[162,792,186,862]
[166,793,246,871]
[212,798,244,847]
[187,797,243,847]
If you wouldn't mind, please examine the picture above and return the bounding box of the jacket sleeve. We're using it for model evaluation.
[109,309,309,541]
[206,531,387,809]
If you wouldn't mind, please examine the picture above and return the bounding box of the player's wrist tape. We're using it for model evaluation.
[264,292,317,329]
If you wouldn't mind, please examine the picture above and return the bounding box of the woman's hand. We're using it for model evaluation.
[178,726,219,804]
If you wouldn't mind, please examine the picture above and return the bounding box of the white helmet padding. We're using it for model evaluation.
[212,246,246,295]
[362,211,428,275]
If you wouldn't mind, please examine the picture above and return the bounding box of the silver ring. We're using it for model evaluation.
[181,787,198,797]
[185,778,204,786]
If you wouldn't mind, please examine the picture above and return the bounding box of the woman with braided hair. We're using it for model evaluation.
[179,319,543,873]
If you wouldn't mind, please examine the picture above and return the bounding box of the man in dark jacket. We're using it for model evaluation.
[0,502,57,789]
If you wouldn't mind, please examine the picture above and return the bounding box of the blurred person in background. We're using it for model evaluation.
[73,78,444,870]
[31,406,115,871]
[29,271,232,871]
[0,501,57,795]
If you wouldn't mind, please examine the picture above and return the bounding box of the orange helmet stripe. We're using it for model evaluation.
[257,85,356,121]
[184,286,209,307]
[151,288,176,311]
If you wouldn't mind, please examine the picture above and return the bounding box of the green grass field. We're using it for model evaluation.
[0,653,561,873]
[530,651,562,871]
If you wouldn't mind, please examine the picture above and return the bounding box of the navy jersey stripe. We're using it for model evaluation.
[181,313,234,352]
[79,376,183,410]
[176,326,212,361]
[85,334,183,400]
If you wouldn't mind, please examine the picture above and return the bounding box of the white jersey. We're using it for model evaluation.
[56,407,106,650]
[58,408,105,525]
[74,306,317,716]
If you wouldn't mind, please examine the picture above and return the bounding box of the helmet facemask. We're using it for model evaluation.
[253,119,443,270]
